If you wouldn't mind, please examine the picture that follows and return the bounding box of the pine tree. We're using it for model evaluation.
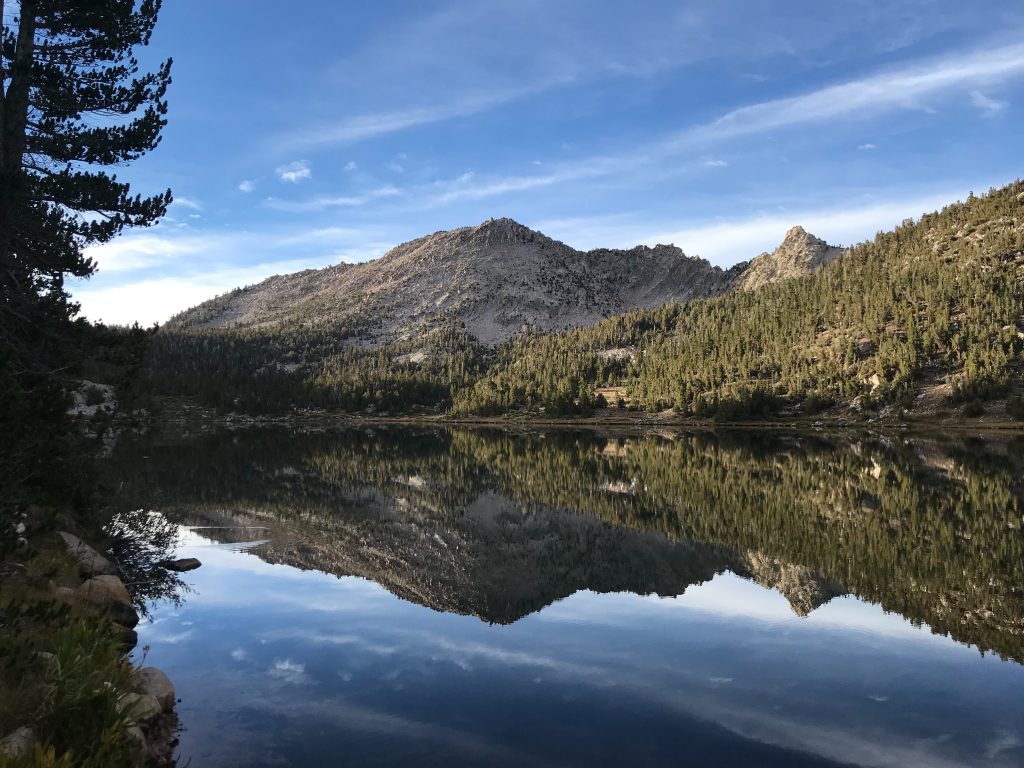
[1,0,171,352]
[0,0,171,504]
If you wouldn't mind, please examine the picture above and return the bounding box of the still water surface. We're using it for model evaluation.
[112,426,1024,767]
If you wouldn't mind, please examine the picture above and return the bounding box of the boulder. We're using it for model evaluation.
[118,693,162,723]
[0,726,35,761]
[124,724,148,764]
[134,668,175,713]
[158,557,201,572]
[58,531,117,578]
[78,575,139,628]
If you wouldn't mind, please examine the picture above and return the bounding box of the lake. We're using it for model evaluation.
[110,425,1024,767]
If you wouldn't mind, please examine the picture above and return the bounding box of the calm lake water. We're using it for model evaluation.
[110,426,1024,767]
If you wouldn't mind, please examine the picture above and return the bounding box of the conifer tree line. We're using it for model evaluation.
[147,182,1024,421]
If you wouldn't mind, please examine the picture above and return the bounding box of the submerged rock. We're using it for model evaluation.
[78,575,139,627]
[59,531,117,578]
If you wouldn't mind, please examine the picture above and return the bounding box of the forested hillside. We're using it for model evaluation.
[146,182,1024,422]
[454,182,1024,419]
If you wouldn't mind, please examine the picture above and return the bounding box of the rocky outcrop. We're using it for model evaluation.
[168,218,822,347]
[736,226,844,292]
[59,531,117,577]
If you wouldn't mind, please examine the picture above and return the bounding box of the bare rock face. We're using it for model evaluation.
[59,531,117,578]
[167,218,843,348]
[736,226,844,292]
[167,218,741,346]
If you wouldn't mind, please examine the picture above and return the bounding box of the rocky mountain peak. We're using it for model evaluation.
[167,216,844,346]
[736,226,844,292]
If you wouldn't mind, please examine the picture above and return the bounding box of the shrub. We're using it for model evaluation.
[1007,395,1024,421]
[961,399,985,417]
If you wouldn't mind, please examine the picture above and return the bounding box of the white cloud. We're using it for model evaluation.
[268,658,307,684]
[265,185,401,212]
[343,161,358,172]
[171,196,202,211]
[86,233,209,273]
[703,159,729,167]
[858,143,878,150]
[276,160,312,183]
[238,180,255,193]
[427,161,615,206]
[385,161,405,173]
[969,89,1008,116]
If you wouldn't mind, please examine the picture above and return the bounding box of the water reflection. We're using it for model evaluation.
[112,426,1024,766]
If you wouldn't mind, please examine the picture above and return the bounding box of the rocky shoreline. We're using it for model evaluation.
[1,528,199,767]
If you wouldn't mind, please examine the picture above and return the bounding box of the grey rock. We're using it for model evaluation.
[78,575,139,627]
[166,218,742,347]
[0,726,36,760]
[737,226,844,292]
[118,693,162,723]
[124,724,148,764]
[58,531,117,578]
[159,557,201,572]
[134,668,175,712]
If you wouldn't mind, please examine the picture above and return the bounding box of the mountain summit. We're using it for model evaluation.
[169,218,840,345]
[737,225,844,291]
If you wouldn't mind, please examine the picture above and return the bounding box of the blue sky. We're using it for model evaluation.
[72,0,1024,326]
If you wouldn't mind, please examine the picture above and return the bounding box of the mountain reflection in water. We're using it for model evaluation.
[111,426,1024,767]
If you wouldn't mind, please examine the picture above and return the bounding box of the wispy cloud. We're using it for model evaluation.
[969,89,1008,116]
[858,143,878,150]
[265,185,401,212]
[238,180,255,193]
[286,82,567,149]
[171,196,202,211]
[680,42,1024,144]
[276,160,312,183]
[284,43,1024,214]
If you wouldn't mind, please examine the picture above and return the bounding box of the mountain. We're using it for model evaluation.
[167,217,832,346]
[148,182,1024,421]
[452,182,1024,419]
[736,225,844,291]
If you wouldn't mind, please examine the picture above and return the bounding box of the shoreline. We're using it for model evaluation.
[146,397,1024,436]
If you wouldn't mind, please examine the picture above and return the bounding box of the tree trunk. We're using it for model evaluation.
[0,0,36,267]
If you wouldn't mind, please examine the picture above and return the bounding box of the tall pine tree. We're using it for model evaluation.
[0,0,171,505]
